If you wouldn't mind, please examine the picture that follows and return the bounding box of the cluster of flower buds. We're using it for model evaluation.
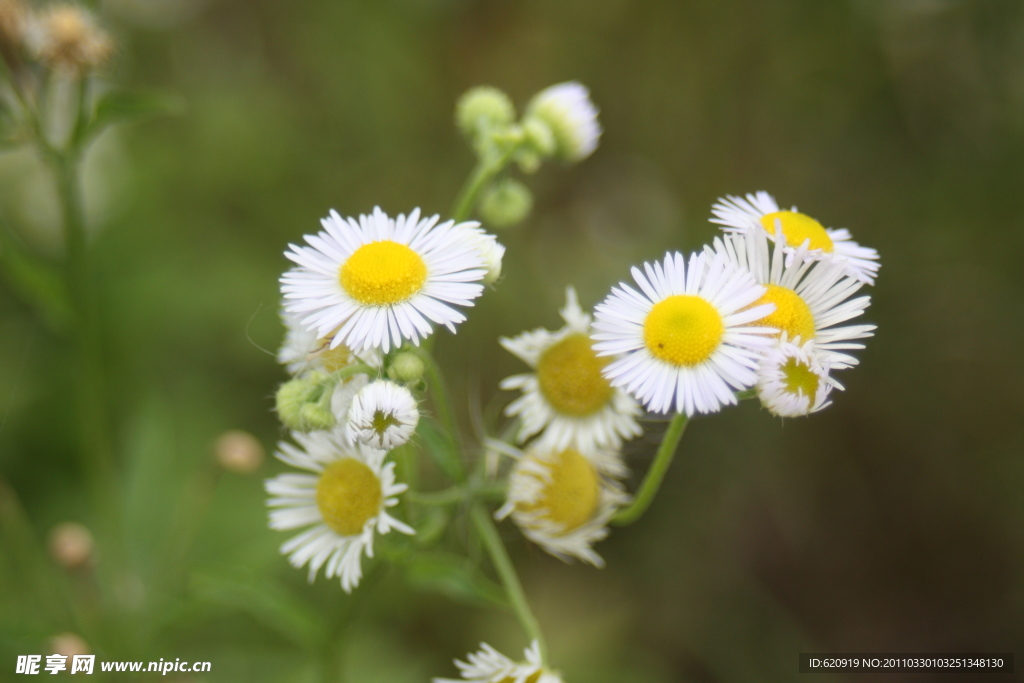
[455,82,601,228]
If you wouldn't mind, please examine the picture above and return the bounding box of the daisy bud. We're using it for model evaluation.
[524,81,601,163]
[480,178,533,229]
[456,86,515,141]
[346,380,419,450]
[276,373,336,432]
[387,352,425,383]
[27,4,114,74]
[48,522,93,570]
[214,429,265,474]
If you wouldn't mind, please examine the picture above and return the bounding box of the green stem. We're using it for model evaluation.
[470,504,546,661]
[413,348,465,482]
[612,413,689,526]
[49,141,124,600]
[450,146,519,222]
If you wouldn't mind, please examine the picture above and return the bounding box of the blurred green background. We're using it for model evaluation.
[2,0,1023,680]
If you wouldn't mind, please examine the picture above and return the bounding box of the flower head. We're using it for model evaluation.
[711,191,880,285]
[525,81,601,163]
[434,641,563,683]
[756,336,841,417]
[281,207,488,354]
[705,229,876,370]
[592,250,777,415]
[501,287,642,452]
[497,444,628,567]
[26,4,113,73]
[265,431,413,592]
[345,380,419,450]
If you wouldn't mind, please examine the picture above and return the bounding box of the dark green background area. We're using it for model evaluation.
[2,0,1022,680]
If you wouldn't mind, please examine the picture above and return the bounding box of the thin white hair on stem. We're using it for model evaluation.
[244,302,279,358]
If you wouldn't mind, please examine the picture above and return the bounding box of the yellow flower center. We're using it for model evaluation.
[781,358,820,398]
[310,339,355,373]
[759,210,834,252]
[752,284,816,342]
[536,334,614,417]
[498,674,542,683]
[340,240,428,306]
[520,448,600,533]
[643,295,724,366]
[316,458,382,536]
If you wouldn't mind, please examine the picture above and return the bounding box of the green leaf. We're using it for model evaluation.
[81,89,185,143]
[404,552,508,609]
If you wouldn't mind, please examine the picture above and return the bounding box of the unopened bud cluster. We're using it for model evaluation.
[455,81,602,228]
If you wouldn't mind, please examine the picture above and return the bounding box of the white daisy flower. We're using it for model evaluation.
[496,445,628,568]
[756,336,842,417]
[264,431,413,592]
[500,287,642,453]
[591,250,777,416]
[345,380,419,450]
[526,81,601,162]
[278,309,382,376]
[710,191,880,285]
[434,641,562,683]
[705,229,876,370]
[281,207,488,354]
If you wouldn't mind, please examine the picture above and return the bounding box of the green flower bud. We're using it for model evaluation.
[276,373,335,432]
[456,86,515,141]
[387,352,426,383]
[480,178,533,228]
[298,403,336,432]
[515,151,542,175]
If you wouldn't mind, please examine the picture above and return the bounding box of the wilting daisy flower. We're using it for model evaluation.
[592,250,776,415]
[526,81,601,162]
[278,309,382,376]
[756,336,842,417]
[501,287,642,452]
[711,191,880,285]
[265,431,413,592]
[434,641,562,683]
[281,207,487,354]
[345,380,419,450]
[497,445,628,567]
[705,229,876,370]
[25,4,113,73]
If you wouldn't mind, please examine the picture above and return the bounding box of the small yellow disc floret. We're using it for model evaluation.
[316,458,382,536]
[520,448,600,533]
[643,295,724,367]
[311,340,355,373]
[536,334,614,417]
[759,211,835,252]
[782,358,820,398]
[340,240,428,306]
[752,284,816,343]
